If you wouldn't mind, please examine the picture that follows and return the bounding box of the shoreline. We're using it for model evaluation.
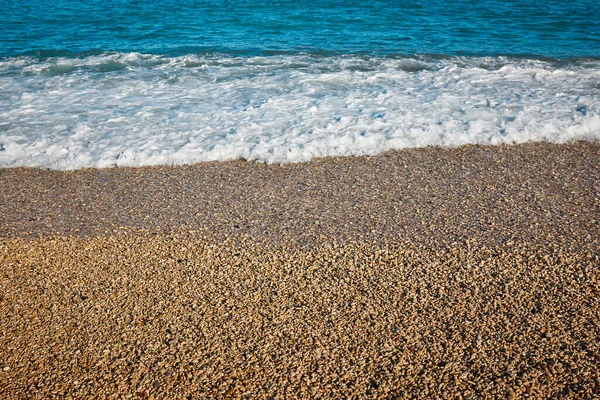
[1,141,599,251]
[1,141,599,398]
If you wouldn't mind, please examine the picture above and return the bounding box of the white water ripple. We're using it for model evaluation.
[0,53,599,169]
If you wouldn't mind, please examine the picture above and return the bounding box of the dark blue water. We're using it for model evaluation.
[1,0,599,58]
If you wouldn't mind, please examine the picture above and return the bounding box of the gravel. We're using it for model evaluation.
[0,141,599,398]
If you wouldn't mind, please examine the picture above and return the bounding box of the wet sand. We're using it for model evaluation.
[1,142,599,398]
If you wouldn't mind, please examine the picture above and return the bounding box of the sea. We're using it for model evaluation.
[1,0,599,169]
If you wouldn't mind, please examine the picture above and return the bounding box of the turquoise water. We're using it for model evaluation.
[1,1,599,169]
[1,0,599,58]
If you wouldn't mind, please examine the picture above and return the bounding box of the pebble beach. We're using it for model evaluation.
[1,141,599,398]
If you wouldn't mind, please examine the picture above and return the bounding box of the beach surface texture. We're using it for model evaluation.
[1,141,599,398]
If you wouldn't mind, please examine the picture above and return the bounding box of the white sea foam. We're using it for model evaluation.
[0,53,599,169]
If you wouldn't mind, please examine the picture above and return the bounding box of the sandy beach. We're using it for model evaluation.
[1,141,599,398]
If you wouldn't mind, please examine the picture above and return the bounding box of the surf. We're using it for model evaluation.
[1,53,599,169]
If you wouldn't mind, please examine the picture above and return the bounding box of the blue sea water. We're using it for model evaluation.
[2,0,600,58]
[1,0,599,169]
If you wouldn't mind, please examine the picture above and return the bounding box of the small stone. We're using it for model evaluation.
[526,385,533,394]
[507,388,516,400]
[3,366,10,372]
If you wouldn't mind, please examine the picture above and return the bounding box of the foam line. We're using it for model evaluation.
[1,53,599,169]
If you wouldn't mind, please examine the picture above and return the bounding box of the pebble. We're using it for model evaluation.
[0,142,598,398]
[507,388,516,400]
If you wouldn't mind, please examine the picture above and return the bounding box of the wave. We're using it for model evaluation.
[1,52,599,169]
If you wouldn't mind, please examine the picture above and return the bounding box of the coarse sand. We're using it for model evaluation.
[1,142,599,398]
